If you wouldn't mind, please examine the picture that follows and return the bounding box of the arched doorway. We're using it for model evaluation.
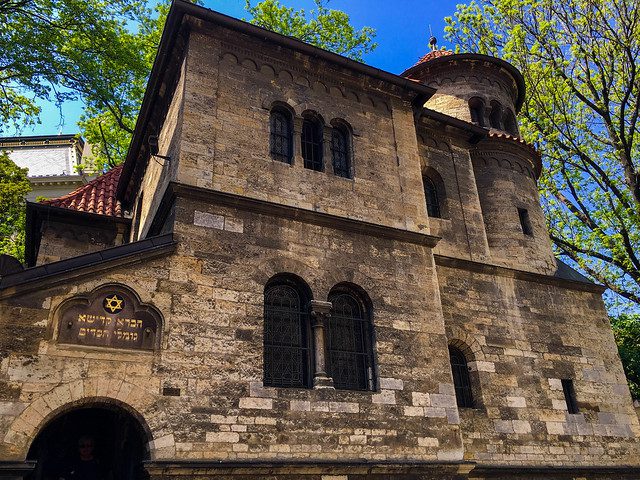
[26,401,149,480]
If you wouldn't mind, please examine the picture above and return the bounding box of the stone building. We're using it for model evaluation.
[0,134,94,202]
[1,1,639,479]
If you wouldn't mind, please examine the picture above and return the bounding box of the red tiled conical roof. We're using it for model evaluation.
[411,49,454,68]
[40,165,123,217]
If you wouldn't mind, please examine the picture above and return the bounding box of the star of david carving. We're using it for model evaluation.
[103,294,124,314]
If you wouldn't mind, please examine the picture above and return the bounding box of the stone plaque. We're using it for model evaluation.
[57,285,161,351]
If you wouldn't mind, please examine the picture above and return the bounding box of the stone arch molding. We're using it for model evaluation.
[445,324,485,362]
[220,49,389,112]
[3,378,174,460]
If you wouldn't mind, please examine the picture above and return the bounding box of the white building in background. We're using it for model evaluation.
[0,134,95,201]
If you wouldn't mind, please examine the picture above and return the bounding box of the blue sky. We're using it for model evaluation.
[28,0,461,136]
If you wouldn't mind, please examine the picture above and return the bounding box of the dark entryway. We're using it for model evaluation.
[27,403,149,480]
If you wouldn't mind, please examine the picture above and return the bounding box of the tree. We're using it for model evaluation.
[245,0,376,62]
[0,152,31,263]
[444,0,640,309]
[2,0,376,172]
[611,314,640,399]
[1,0,171,171]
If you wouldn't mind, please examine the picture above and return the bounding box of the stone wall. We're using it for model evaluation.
[170,26,430,236]
[1,195,465,467]
[418,129,490,263]
[437,260,640,466]
[471,140,556,275]
[35,220,125,265]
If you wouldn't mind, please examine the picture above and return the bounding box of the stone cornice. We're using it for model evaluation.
[434,254,605,294]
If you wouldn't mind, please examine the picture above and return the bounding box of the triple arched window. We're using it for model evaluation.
[263,277,374,391]
[269,106,352,177]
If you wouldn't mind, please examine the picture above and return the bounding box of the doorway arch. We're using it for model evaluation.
[26,399,150,480]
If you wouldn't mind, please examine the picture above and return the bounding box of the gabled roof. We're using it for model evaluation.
[40,165,124,217]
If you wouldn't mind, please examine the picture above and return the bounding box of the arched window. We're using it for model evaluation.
[449,346,474,408]
[423,175,441,218]
[331,124,351,178]
[489,101,503,129]
[270,107,293,164]
[263,278,312,388]
[327,288,374,391]
[301,114,324,171]
[468,97,485,126]
[503,110,518,136]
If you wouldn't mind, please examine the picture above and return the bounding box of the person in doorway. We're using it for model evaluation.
[57,435,112,480]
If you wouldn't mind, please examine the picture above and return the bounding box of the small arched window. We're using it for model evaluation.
[270,107,293,164]
[301,114,324,171]
[327,289,374,391]
[331,125,351,178]
[264,278,312,388]
[449,346,474,408]
[489,101,503,130]
[423,176,441,218]
[503,110,518,136]
[468,97,485,126]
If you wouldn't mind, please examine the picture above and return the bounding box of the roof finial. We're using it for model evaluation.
[428,25,437,51]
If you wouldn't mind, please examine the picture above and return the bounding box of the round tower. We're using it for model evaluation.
[404,45,557,275]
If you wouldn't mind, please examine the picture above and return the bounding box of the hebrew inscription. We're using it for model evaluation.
[57,286,161,351]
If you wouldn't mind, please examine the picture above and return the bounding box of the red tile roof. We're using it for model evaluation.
[411,49,454,68]
[40,165,124,217]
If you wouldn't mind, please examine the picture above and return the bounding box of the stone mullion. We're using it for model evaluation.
[309,300,334,389]
[293,117,304,167]
[323,125,333,174]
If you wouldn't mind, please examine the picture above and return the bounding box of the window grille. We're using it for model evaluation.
[263,284,310,388]
[301,118,323,171]
[326,292,372,391]
[270,109,293,164]
[449,346,474,408]
[423,176,441,218]
[331,127,351,178]
[562,379,579,414]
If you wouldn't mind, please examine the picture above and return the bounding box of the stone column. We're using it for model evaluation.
[323,125,333,174]
[293,117,304,167]
[309,300,334,389]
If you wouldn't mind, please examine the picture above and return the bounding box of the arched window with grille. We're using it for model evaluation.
[270,107,293,164]
[263,277,312,388]
[449,346,474,408]
[326,287,374,391]
[423,175,441,218]
[301,114,324,171]
[489,101,503,130]
[468,97,485,126]
[331,123,351,178]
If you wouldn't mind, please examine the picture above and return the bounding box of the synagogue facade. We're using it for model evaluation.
[1,1,639,479]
